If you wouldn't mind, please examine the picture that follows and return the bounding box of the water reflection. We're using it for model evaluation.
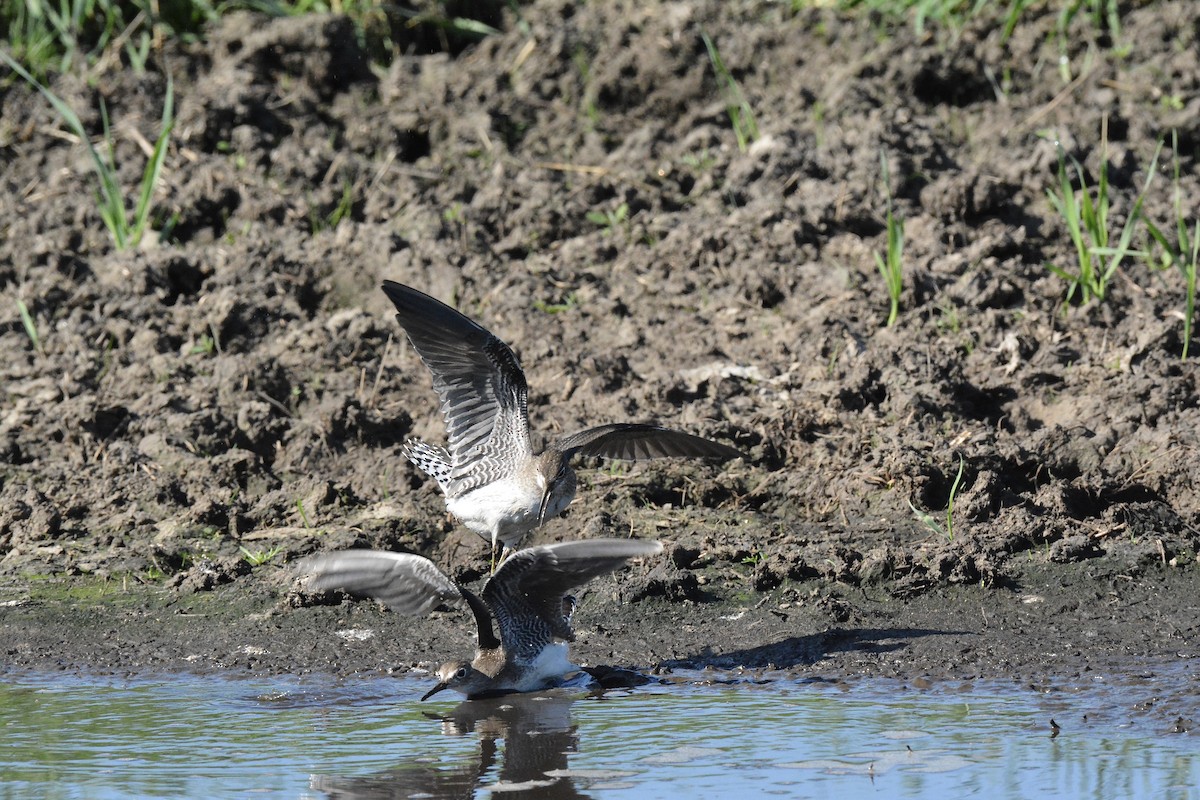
[312,692,590,799]
[1,671,1195,799]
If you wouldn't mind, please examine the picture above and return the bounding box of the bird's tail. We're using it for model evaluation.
[402,439,454,492]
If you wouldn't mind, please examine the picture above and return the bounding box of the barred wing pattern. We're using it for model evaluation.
[381,281,532,494]
[483,539,663,665]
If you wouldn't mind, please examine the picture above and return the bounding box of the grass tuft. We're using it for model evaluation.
[239,544,285,567]
[908,454,966,541]
[1143,131,1200,359]
[1044,130,1160,307]
[586,202,628,235]
[874,152,905,327]
[1,50,174,250]
[2,0,217,78]
[310,179,355,233]
[701,31,758,152]
[533,292,579,315]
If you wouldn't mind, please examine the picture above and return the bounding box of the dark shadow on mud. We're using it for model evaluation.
[657,627,972,670]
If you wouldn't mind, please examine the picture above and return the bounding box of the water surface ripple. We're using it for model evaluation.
[1,668,1195,798]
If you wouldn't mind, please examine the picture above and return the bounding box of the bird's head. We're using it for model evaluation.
[422,660,490,701]
[536,452,577,525]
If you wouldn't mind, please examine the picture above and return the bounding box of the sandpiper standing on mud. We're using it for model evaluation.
[381,281,743,562]
[299,538,663,699]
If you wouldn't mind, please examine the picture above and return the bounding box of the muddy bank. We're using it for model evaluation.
[2,555,1197,724]
[2,1,1199,681]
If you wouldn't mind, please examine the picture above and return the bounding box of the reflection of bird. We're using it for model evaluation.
[381,281,743,560]
[299,538,662,700]
[310,694,591,800]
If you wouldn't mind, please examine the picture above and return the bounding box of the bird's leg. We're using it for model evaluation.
[489,535,515,573]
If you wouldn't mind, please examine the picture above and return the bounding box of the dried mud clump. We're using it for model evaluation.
[2,0,1199,675]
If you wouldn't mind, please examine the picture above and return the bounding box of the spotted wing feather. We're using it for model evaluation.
[402,439,454,493]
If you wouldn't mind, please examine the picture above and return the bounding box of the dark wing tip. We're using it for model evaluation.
[694,438,747,461]
[381,281,463,324]
[560,424,747,462]
[380,279,423,304]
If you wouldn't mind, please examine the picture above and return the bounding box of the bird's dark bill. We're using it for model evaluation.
[537,487,553,524]
[421,681,450,701]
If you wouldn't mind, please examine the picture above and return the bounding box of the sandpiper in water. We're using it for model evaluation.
[299,538,663,700]
[381,281,744,560]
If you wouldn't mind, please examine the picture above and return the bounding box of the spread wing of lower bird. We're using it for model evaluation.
[298,550,462,617]
[483,539,663,661]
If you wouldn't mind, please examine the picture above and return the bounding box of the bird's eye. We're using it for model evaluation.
[455,666,468,679]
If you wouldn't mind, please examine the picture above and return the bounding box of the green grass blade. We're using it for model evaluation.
[907,498,946,540]
[17,299,43,355]
[1094,140,1162,296]
[1044,260,1080,306]
[875,151,904,327]
[96,96,129,248]
[1069,162,1101,295]
[1091,155,1110,249]
[946,455,965,541]
[1044,261,1073,281]
[701,31,758,152]
[1143,217,1173,267]
[1172,131,1188,260]
[0,50,131,248]
[1001,0,1033,42]
[441,17,501,38]
[874,252,897,327]
[1184,222,1199,360]
[132,77,175,244]
[2,50,177,249]
[1050,150,1096,300]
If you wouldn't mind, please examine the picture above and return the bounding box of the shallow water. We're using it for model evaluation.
[1,668,1195,799]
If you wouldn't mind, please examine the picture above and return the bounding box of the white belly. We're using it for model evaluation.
[447,478,540,547]
[511,642,576,692]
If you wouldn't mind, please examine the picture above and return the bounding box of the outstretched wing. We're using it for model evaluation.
[554,423,744,461]
[381,281,532,491]
[298,549,501,649]
[483,539,663,664]
[298,550,463,616]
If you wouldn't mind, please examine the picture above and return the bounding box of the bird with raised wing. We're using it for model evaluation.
[381,280,743,562]
[299,537,663,700]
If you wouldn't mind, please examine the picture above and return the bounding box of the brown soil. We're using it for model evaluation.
[2,1,1198,700]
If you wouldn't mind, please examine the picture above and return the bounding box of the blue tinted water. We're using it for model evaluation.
[0,670,1195,798]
